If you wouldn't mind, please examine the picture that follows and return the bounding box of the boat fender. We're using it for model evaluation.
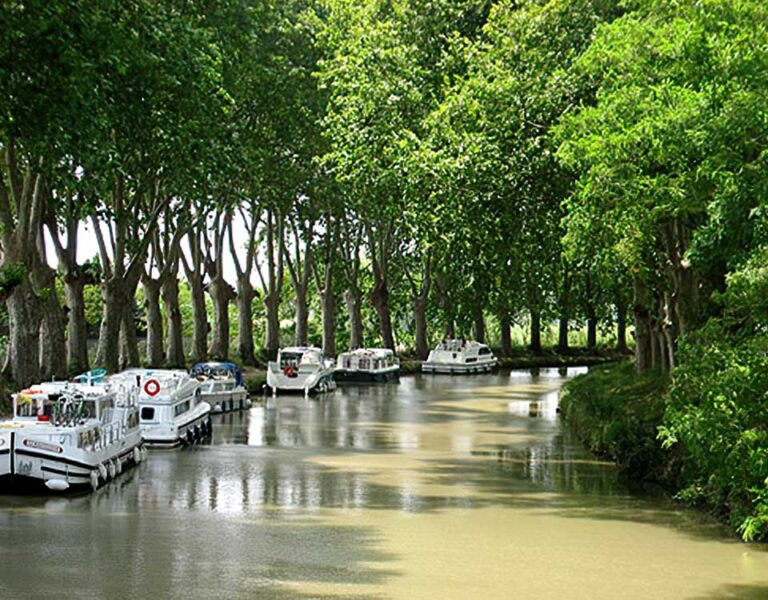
[45,479,70,492]
[133,447,142,464]
[115,457,123,475]
[90,470,99,491]
[98,463,108,481]
[141,446,148,461]
[108,460,117,480]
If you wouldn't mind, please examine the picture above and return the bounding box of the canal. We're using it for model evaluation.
[1,369,767,599]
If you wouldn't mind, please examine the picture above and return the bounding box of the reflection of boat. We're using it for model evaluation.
[335,348,400,383]
[267,347,336,397]
[422,339,498,374]
[191,362,249,413]
[110,369,211,448]
[0,381,144,492]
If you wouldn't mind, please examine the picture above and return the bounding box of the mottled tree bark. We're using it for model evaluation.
[234,274,256,365]
[473,304,486,344]
[162,281,184,366]
[143,276,164,366]
[63,273,89,373]
[96,278,125,374]
[500,314,512,357]
[368,223,395,350]
[162,275,185,367]
[258,208,284,358]
[119,296,141,369]
[37,266,67,380]
[345,287,364,349]
[46,205,90,374]
[5,280,41,386]
[208,274,234,360]
[529,309,542,355]
[633,279,652,373]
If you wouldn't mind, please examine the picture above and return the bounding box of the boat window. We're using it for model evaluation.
[479,347,491,355]
[280,353,301,368]
[140,407,155,421]
[174,401,190,417]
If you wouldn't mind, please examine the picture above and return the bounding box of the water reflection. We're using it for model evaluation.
[2,369,768,599]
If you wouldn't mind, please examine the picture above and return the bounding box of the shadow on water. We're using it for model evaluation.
[689,584,768,599]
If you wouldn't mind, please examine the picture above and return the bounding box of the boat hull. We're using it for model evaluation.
[205,389,249,413]
[267,369,336,396]
[421,360,498,375]
[0,429,144,493]
[141,402,212,448]
[334,368,400,383]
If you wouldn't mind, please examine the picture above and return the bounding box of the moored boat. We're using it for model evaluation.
[421,339,498,374]
[267,347,336,397]
[335,348,400,383]
[110,369,211,448]
[191,362,249,413]
[0,380,144,493]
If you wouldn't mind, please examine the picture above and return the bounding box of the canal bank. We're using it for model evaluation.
[1,370,767,599]
[560,361,768,543]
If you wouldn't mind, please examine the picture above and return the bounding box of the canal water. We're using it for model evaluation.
[1,369,768,599]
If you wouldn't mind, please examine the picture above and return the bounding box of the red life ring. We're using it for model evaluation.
[283,365,296,378]
[144,379,161,397]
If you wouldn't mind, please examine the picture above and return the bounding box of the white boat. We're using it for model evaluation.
[421,339,498,374]
[267,347,336,396]
[335,348,400,383]
[0,380,144,493]
[191,362,249,413]
[110,369,211,448]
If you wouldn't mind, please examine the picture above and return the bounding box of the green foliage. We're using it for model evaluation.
[0,263,26,296]
[662,247,768,541]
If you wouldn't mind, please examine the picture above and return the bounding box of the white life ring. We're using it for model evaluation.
[144,379,161,397]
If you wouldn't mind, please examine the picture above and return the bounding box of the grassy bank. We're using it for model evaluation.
[559,361,670,481]
[560,359,768,542]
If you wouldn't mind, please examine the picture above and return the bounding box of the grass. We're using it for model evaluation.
[559,360,670,481]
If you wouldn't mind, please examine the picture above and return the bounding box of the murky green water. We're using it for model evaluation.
[1,369,767,599]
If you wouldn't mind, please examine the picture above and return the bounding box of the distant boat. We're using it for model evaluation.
[335,348,400,383]
[110,369,211,447]
[191,362,249,413]
[267,347,336,397]
[0,379,144,493]
[422,339,498,374]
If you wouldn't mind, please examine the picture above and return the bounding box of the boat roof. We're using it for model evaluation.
[15,381,112,400]
[280,346,322,354]
[340,348,395,358]
[435,339,490,349]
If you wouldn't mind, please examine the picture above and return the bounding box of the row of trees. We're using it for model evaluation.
[5,0,765,389]
[1,0,628,388]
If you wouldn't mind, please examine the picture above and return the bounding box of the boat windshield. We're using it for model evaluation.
[280,353,303,368]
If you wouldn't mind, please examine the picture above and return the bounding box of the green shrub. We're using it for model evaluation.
[662,323,768,541]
